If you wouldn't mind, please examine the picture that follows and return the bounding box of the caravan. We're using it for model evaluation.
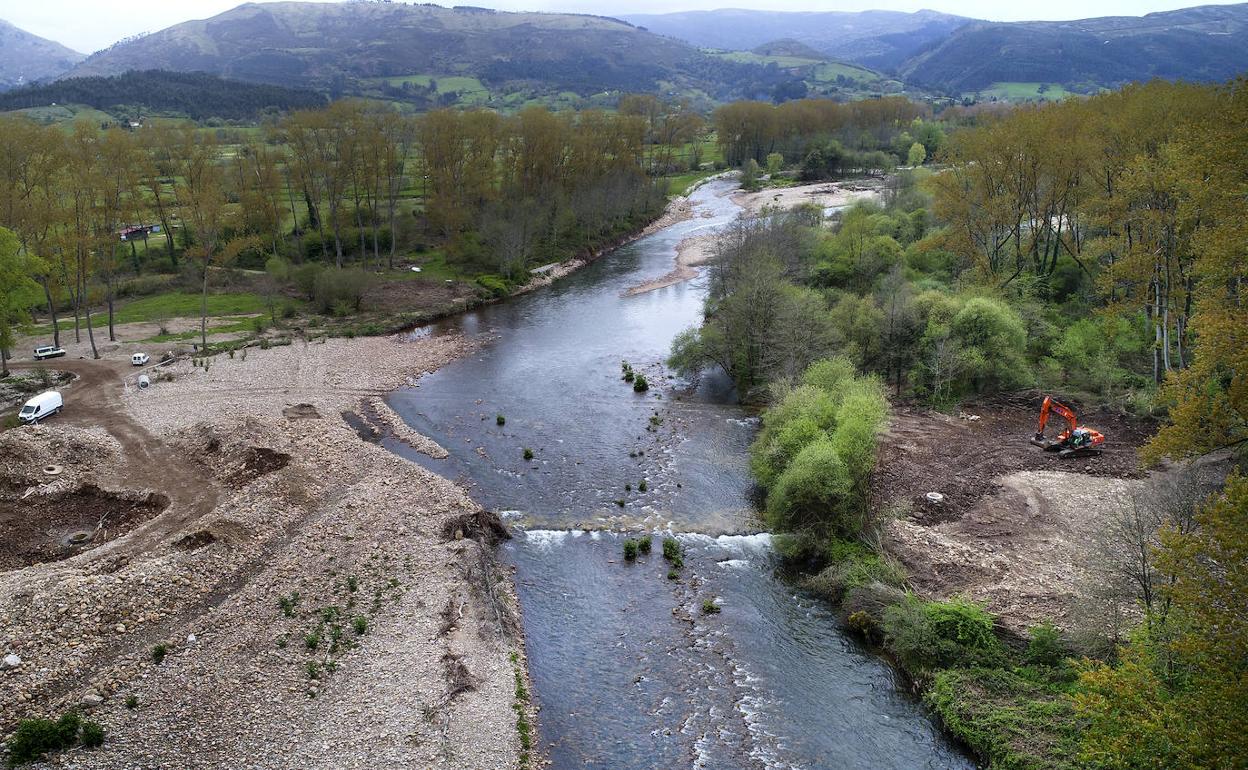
[18,391,63,424]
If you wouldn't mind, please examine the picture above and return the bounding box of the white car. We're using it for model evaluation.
[19,391,63,424]
[131,352,150,366]
[33,345,66,360]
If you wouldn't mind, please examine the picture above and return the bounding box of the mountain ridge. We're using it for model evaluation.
[0,19,85,91]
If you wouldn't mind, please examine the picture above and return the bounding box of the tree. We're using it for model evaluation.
[0,227,43,377]
[1075,475,1248,768]
[166,127,255,350]
[907,142,927,167]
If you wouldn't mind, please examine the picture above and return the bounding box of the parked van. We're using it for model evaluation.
[18,391,63,424]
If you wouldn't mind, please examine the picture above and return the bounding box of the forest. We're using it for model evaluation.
[0,71,328,122]
[671,78,1247,768]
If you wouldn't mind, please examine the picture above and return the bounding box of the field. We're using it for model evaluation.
[971,82,1072,101]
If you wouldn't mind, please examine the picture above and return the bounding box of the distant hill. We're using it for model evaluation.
[624,9,971,70]
[897,3,1248,92]
[0,19,84,90]
[0,70,327,121]
[60,2,785,104]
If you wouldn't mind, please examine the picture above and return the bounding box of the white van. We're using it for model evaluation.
[18,391,63,424]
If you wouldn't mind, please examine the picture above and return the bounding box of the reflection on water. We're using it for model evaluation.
[389,180,973,769]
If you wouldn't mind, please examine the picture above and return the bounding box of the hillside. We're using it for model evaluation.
[0,19,84,90]
[0,70,327,121]
[624,9,971,70]
[61,2,779,104]
[898,2,1248,92]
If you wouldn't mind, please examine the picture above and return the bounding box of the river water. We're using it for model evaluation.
[389,180,974,769]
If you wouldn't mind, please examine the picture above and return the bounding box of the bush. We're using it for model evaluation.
[313,268,374,314]
[765,440,855,534]
[926,667,1080,770]
[5,712,83,766]
[79,721,105,749]
[805,540,906,602]
[1026,623,1067,667]
[883,595,1004,672]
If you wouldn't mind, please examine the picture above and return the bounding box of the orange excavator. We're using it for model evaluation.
[1031,396,1105,458]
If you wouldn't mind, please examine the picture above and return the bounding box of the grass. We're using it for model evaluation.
[972,82,1072,101]
[510,651,533,769]
[31,291,268,336]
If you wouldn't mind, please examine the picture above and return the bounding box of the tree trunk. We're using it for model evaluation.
[41,279,60,348]
[200,265,210,353]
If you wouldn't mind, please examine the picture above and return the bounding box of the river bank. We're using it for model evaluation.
[0,334,533,768]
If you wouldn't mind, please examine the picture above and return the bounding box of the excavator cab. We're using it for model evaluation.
[1031,396,1105,458]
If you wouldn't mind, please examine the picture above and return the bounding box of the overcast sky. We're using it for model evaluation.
[2,0,1240,53]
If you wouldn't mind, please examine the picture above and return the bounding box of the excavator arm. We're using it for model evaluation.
[1035,396,1078,440]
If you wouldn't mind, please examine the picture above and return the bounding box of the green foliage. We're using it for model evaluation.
[927,667,1080,770]
[1026,623,1067,667]
[765,439,855,533]
[79,722,105,749]
[5,712,89,767]
[805,538,907,602]
[883,595,1003,672]
[1074,475,1248,768]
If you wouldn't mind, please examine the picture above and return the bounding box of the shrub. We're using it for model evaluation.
[5,713,83,766]
[662,537,682,562]
[1026,623,1067,667]
[883,595,1003,672]
[765,440,855,534]
[79,722,105,749]
[926,667,1080,770]
[806,542,906,602]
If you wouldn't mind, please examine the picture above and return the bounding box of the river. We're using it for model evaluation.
[387,180,974,769]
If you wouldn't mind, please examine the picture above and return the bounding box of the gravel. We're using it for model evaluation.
[1,333,533,769]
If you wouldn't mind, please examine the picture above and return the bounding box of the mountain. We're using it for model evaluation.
[623,9,972,70]
[0,19,84,90]
[0,70,326,121]
[61,2,781,103]
[897,3,1248,92]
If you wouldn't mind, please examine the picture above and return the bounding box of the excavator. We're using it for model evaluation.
[1031,396,1105,458]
